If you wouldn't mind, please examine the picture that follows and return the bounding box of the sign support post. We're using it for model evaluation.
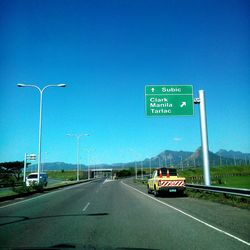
[195,90,211,186]
[145,85,211,186]
[23,153,36,183]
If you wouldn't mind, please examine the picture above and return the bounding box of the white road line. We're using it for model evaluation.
[82,202,90,212]
[103,179,115,184]
[0,180,97,210]
[121,181,250,247]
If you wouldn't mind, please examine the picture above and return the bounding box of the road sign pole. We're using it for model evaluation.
[198,90,211,186]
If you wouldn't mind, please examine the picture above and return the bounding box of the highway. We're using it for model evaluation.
[0,178,249,250]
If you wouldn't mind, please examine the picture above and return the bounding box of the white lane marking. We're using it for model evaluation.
[82,202,90,212]
[103,179,115,184]
[0,180,98,210]
[121,181,250,247]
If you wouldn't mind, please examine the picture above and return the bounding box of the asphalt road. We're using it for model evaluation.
[0,178,249,250]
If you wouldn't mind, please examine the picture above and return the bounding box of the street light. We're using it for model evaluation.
[83,148,95,180]
[67,133,89,181]
[17,83,66,183]
[128,148,138,179]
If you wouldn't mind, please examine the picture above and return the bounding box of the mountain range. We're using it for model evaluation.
[32,148,250,171]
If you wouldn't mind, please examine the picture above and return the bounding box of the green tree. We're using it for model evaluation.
[0,161,29,181]
[116,169,132,178]
[137,169,146,176]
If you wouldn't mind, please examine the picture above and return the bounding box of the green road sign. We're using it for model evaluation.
[145,85,194,116]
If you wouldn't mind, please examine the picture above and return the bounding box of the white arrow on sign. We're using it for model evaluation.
[151,87,155,93]
[180,102,186,108]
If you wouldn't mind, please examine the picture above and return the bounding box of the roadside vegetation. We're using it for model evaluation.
[179,165,250,209]
[178,165,250,189]
[1,163,249,205]
[115,165,250,188]
[0,163,89,198]
[129,165,250,188]
[13,182,45,194]
[0,161,27,188]
[46,169,88,181]
[115,168,146,178]
[185,189,250,210]
[132,165,250,209]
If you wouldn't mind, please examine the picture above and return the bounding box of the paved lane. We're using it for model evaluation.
[124,178,250,244]
[0,179,249,249]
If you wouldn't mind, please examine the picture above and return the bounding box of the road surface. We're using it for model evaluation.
[0,178,249,249]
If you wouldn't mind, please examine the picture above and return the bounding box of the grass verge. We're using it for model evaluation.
[185,189,250,210]
[0,179,92,202]
[133,178,250,210]
[46,170,87,181]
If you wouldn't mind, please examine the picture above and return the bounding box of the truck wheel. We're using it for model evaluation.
[179,190,184,196]
[154,187,159,197]
[147,185,151,194]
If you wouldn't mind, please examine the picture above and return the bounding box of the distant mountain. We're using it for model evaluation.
[149,150,193,168]
[124,147,248,169]
[216,150,250,160]
[31,148,249,171]
[31,162,86,171]
[183,147,232,167]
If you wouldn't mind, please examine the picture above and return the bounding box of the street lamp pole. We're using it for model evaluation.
[128,148,139,179]
[141,161,143,180]
[17,83,66,183]
[67,133,89,181]
[149,158,151,178]
[85,148,95,180]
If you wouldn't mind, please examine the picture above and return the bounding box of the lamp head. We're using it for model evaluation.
[57,84,66,87]
[17,84,26,87]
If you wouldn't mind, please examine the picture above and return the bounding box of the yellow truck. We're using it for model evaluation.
[147,167,185,196]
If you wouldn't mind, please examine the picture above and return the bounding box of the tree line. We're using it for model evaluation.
[0,161,28,186]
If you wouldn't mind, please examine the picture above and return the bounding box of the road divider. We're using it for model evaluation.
[0,178,99,203]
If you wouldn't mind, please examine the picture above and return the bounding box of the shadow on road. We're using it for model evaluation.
[0,213,109,227]
[156,193,188,198]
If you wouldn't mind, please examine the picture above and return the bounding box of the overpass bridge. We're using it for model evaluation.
[90,168,113,178]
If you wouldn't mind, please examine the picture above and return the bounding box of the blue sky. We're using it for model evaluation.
[0,0,249,165]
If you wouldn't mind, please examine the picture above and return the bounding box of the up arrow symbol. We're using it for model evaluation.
[151,87,155,93]
[180,102,186,108]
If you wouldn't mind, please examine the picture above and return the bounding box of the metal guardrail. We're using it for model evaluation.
[185,184,250,198]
